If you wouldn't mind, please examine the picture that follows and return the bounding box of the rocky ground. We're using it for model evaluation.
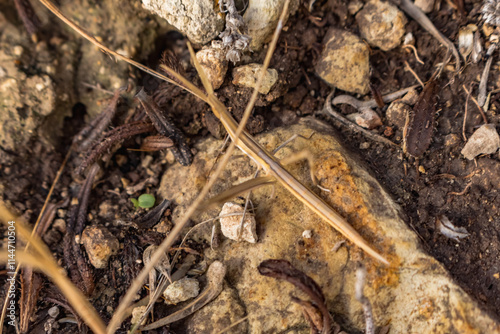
[1,0,500,333]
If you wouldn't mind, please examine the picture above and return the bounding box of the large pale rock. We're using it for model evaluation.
[356,0,407,51]
[196,47,228,89]
[315,29,370,94]
[461,124,500,160]
[159,118,500,333]
[81,226,120,269]
[243,0,300,51]
[142,0,224,44]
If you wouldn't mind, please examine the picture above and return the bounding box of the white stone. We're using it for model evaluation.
[243,0,300,51]
[347,108,382,129]
[232,63,278,94]
[315,29,370,94]
[415,0,435,13]
[356,0,407,51]
[302,230,312,238]
[163,277,200,304]
[142,0,224,44]
[461,124,500,160]
[219,202,258,243]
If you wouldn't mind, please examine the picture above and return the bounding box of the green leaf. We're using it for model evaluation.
[130,198,139,208]
[138,194,155,208]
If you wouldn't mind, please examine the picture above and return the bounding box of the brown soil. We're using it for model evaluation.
[1,0,500,332]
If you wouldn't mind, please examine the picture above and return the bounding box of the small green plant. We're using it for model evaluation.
[131,194,155,209]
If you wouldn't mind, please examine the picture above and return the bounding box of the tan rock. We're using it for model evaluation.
[315,29,370,94]
[232,63,278,94]
[461,124,500,160]
[243,0,300,51]
[159,118,500,333]
[163,277,200,305]
[81,225,119,269]
[196,47,228,90]
[356,0,407,51]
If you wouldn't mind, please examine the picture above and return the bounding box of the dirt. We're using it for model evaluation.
[1,0,500,332]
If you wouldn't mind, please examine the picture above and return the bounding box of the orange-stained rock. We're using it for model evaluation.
[159,118,500,333]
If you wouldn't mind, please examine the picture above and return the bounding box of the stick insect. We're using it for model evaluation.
[33,0,390,331]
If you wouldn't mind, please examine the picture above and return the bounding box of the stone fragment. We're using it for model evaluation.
[187,284,247,333]
[142,0,224,44]
[386,101,410,129]
[131,306,147,325]
[232,63,278,94]
[348,0,364,15]
[347,108,382,129]
[243,0,300,50]
[163,277,200,305]
[444,134,460,147]
[356,0,407,51]
[81,226,120,269]
[461,124,500,160]
[415,0,435,13]
[219,202,258,243]
[196,47,228,89]
[159,118,500,333]
[315,29,370,94]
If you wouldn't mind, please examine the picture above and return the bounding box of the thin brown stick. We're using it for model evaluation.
[325,91,399,148]
[462,85,488,124]
[462,85,470,141]
[402,44,425,64]
[404,61,424,87]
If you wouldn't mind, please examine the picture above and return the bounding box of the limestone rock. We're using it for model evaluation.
[461,124,500,160]
[220,202,258,243]
[196,47,228,89]
[356,0,407,51]
[232,63,278,94]
[187,283,247,333]
[163,277,200,304]
[81,226,120,269]
[159,118,500,333]
[315,29,370,94]
[142,0,224,44]
[386,101,410,129]
[347,108,382,129]
[243,0,300,51]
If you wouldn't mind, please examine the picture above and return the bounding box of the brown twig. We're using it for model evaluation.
[402,44,425,64]
[462,85,470,141]
[325,91,399,148]
[462,85,488,124]
[404,61,424,87]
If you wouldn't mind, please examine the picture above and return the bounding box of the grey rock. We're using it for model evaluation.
[356,0,407,51]
[315,29,370,94]
[461,124,500,160]
[142,0,224,44]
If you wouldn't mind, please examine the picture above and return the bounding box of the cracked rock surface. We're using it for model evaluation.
[159,118,500,333]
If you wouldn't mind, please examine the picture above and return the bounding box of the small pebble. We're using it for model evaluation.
[131,306,147,325]
[386,102,411,129]
[302,230,312,238]
[232,63,278,94]
[196,47,228,90]
[414,0,434,13]
[444,134,460,147]
[355,0,407,51]
[347,108,382,129]
[315,28,370,94]
[163,277,200,305]
[81,226,120,269]
[461,124,500,160]
[360,142,370,150]
[48,306,59,318]
[219,202,258,243]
